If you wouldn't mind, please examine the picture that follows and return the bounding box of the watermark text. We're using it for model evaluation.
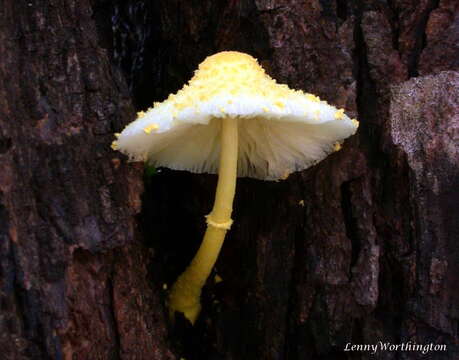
[344,341,447,355]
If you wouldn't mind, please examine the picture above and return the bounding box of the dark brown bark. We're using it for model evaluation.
[1,1,458,360]
[0,1,172,359]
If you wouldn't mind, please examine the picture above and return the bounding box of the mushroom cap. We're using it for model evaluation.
[114,51,358,180]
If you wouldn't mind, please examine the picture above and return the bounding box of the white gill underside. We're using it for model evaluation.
[134,117,353,180]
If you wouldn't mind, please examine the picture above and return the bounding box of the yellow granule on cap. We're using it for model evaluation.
[334,109,345,119]
[143,124,159,134]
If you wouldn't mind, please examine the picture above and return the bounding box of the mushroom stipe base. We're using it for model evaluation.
[168,117,238,324]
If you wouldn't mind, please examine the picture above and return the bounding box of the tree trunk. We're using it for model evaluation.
[1,1,457,360]
[0,1,173,359]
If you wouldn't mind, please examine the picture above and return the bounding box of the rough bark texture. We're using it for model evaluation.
[1,0,458,360]
[389,71,459,347]
[0,1,173,359]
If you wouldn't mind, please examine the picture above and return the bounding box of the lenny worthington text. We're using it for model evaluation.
[344,341,446,355]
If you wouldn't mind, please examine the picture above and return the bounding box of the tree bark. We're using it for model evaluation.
[0,1,172,359]
[1,1,458,360]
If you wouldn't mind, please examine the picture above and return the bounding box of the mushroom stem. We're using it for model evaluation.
[168,117,238,324]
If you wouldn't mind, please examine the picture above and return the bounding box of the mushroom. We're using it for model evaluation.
[112,51,358,324]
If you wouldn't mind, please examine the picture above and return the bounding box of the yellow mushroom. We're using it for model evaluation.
[113,51,359,324]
